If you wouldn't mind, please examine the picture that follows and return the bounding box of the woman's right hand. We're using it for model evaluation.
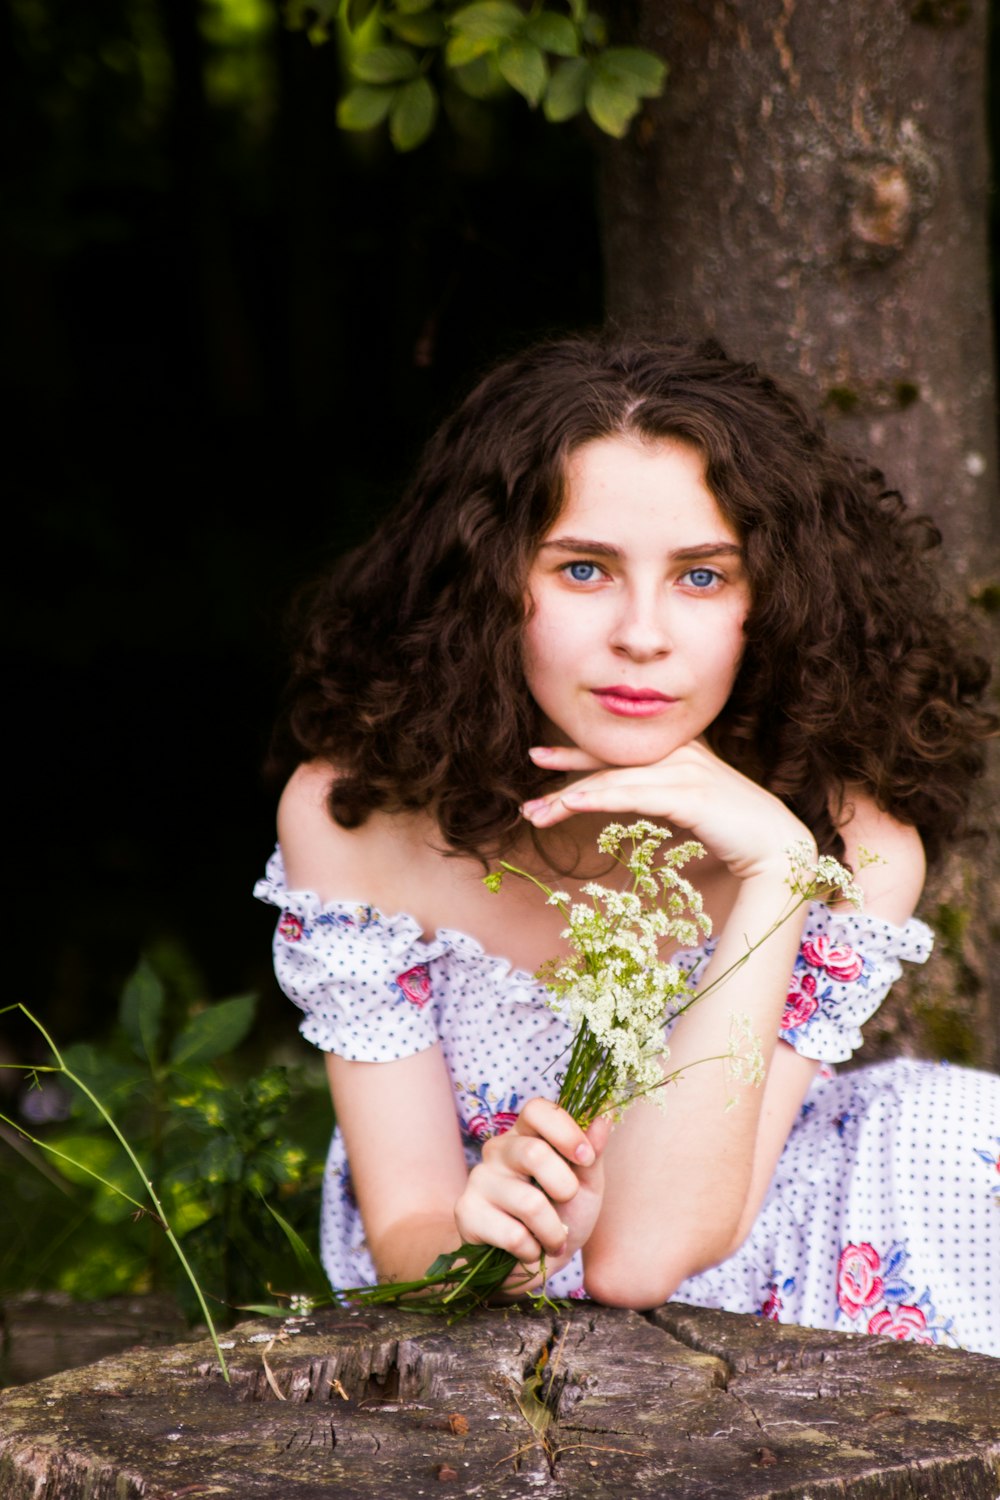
[454,1097,610,1284]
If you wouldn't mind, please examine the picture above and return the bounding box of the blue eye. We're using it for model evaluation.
[685,567,720,589]
[564,561,601,583]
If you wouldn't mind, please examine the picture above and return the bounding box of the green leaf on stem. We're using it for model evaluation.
[169,994,255,1067]
[390,76,438,150]
[497,38,548,105]
[119,957,164,1066]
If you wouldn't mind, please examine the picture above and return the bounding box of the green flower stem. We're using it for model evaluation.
[1,1003,231,1383]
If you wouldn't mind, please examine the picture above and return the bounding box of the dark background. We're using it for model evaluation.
[1,1,605,1047]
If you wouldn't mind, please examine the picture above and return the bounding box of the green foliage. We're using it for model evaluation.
[0,954,329,1327]
[294,0,667,151]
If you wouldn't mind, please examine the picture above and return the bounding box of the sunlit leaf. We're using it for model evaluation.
[599,46,667,97]
[543,55,588,122]
[445,32,492,65]
[449,1,525,42]
[169,994,256,1067]
[497,39,547,104]
[385,8,447,45]
[47,1132,121,1187]
[119,957,164,1066]
[586,72,640,137]
[337,83,395,130]
[524,11,578,56]
[390,75,438,149]
[352,44,420,83]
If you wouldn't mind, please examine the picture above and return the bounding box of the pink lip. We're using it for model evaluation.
[592,685,677,718]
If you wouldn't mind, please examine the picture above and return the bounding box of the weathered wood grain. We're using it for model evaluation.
[1,1302,998,1498]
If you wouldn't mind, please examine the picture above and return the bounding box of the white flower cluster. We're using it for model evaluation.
[539,823,714,1118]
[786,841,864,908]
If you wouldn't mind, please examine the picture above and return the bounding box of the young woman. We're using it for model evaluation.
[256,336,1000,1355]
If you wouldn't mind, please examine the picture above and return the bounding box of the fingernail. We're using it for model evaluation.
[529,746,555,759]
[521,799,544,816]
[575,1143,594,1164]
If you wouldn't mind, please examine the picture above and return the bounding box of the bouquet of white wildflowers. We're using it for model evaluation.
[344,821,860,1317]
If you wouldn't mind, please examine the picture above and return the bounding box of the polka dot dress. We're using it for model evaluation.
[256,847,1000,1356]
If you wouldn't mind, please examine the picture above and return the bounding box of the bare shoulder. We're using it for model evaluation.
[277,761,440,909]
[276,761,385,903]
[837,790,926,924]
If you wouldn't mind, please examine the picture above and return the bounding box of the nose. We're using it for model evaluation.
[609,584,672,661]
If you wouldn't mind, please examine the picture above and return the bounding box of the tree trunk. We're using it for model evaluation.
[602,0,999,1067]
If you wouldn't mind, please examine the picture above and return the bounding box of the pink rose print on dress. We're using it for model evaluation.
[837,1242,884,1318]
[757,1273,794,1321]
[468,1111,518,1141]
[395,963,432,1008]
[782,972,819,1031]
[868,1304,934,1344]
[463,1084,522,1141]
[278,911,304,942]
[759,1286,783,1320]
[801,935,864,983]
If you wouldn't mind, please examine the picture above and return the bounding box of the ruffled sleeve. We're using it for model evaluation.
[253,847,442,1061]
[777,903,934,1064]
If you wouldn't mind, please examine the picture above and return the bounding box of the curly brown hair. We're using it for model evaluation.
[271,335,994,866]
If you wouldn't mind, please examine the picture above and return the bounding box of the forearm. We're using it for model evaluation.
[368,1209,464,1283]
[585,868,811,1304]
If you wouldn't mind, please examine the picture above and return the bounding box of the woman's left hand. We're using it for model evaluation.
[521,740,814,884]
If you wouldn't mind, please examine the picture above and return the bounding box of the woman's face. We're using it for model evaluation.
[522,433,750,766]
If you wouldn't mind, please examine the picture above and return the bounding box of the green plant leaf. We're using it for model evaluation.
[543,55,588,122]
[344,0,378,29]
[585,72,640,137]
[397,0,437,11]
[599,45,667,97]
[581,9,606,45]
[449,0,525,42]
[385,8,447,45]
[450,53,505,97]
[119,957,165,1066]
[390,75,438,149]
[169,994,256,1068]
[262,1198,326,1285]
[337,84,396,130]
[524,11,578,56]
[198,1134,244,1184]
[352,44,420,83]
[445,32,491,65]
[497,38,547,104]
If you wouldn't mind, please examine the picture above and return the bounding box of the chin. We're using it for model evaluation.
[582,728,691,767]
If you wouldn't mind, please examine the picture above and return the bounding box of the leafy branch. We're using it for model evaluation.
[286,0,667,150]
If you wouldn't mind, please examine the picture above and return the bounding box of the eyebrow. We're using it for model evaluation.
[539,537,743,563]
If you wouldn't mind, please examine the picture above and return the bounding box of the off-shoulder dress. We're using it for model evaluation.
[256,848,1000,1356]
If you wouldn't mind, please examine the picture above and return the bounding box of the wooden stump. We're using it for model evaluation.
[1,1301,999,1498]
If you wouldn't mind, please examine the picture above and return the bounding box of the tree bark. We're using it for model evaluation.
[602,0,999,1066]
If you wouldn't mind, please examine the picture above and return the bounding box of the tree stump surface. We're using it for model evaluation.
[1,1301,999,1499]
